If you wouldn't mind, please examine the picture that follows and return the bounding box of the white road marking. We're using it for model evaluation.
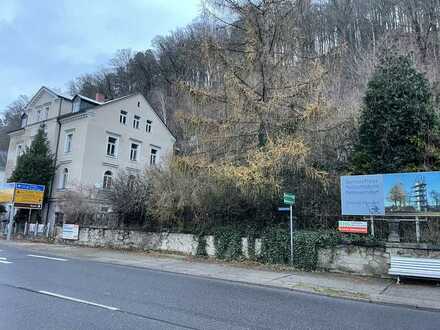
[38,291,119,311]
[27,254,67,261]
[0,257,7,260]
[0,260,12,264]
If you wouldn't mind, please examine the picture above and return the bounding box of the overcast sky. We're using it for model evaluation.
[0,0,201,112]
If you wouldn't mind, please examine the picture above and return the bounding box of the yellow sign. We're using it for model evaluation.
[0,183,15,203]
[14,183,45,208]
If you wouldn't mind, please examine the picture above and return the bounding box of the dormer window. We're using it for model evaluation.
[73,98,80,113]
[20,114,27,128]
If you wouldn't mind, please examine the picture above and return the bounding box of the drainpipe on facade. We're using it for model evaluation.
[44,98,63,237]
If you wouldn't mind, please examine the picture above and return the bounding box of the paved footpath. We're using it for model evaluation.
[2,239,440,312]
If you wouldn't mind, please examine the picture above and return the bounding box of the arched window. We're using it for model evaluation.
[103,170,113,189]
[60,168,68,189]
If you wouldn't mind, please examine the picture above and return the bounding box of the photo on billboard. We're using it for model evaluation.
[384,171,440,215]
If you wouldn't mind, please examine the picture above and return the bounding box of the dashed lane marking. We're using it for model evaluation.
[27,254,67,262]
[38,291,119,311]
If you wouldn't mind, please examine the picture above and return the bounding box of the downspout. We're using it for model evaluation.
[45,98,63,236]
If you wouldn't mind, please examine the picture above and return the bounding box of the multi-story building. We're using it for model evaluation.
[5,86,175,232]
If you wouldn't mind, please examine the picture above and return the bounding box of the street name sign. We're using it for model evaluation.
[283,193,295,205]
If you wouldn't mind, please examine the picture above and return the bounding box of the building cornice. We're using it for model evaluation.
[102,162,119,169]
[59,112,88,124]
[9,129,25,137]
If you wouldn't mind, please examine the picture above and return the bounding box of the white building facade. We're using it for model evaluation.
[5,87,175,232]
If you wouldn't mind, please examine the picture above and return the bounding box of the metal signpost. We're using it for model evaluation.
[283,193,295,265]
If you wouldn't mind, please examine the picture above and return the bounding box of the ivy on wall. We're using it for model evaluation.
[213,226,243,260]
[197,225,378,271]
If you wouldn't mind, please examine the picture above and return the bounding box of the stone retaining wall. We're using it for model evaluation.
[55,226,440,276]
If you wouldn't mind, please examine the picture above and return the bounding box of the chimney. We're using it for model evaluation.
[95,92,105,103]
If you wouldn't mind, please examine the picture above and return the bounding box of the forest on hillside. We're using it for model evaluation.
[3,0,440,231]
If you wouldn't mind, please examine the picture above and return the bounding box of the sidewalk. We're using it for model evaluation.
[2,240,440,311]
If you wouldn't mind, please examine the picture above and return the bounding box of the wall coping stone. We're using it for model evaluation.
[386,242,440,251]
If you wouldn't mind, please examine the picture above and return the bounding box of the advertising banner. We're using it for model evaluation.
[341,171,440,216]
[338,221,368,234]
[62,224,79,240]
[0,183,15,204]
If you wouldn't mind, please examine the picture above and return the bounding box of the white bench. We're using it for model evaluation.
[389,256,440,283]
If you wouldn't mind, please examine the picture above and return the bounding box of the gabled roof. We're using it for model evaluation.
[100,93,176,141]
[22,87,176,141]
[25,86,71,109]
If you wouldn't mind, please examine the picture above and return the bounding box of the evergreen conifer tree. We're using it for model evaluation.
[352,54,439,173]
[8,128,56,193]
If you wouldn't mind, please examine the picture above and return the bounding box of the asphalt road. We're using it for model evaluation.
[1,244,440,330]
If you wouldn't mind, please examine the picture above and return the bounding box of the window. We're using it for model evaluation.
[130,143,139,161]
[150,148,158,166]
[73,99,80,113]
[133,115,140,129]
[103,170,113,189]
[106,136,118,157]
[64,133,73,153]
[43,107,49,120]
[36,110,41,122]
[146,120,152,133]
[120,110,127,125]
[20,114,27,128]
[60,168,69,189]
[16,144,23,159]
[137,101,140,107]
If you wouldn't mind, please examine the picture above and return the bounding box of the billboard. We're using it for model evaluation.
[0,183,45,209]
[341,171,440,216]
[0,183,15,204]
[14,183,45,209]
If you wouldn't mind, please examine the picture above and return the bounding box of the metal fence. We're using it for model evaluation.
[364,216,440,244]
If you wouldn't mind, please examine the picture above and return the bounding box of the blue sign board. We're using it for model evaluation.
[15,183,45,191]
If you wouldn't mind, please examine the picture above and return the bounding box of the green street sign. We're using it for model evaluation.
[283,193,295,205]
